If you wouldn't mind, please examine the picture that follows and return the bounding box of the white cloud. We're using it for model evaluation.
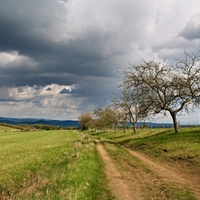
[0,84,75,101]
[0,84,81,120]
[0,51,36,68]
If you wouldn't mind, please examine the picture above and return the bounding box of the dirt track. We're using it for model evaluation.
[96,142,142,200]
[125,147,200,198]
[96,141,200,200]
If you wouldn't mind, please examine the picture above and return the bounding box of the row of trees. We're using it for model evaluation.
[78,107,123,132]
[79,51,200,133]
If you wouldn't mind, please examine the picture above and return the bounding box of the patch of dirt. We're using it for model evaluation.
[96,142,142,200]
[124,147,200,199]
[96,140,200,200]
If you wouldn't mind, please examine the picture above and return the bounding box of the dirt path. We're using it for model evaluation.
[96,142,143,200]
[124,147,200,199]
[96,140,200,199]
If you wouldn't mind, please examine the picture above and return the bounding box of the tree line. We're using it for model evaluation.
[0,123,78,131]
[79,51,200,133]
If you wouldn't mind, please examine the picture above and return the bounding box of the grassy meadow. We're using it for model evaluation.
[91,127,200,199]
[1,125,200,200]
[93,127,200,168]
[0,126,114,200]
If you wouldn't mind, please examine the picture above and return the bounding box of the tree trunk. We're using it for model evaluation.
[114,124,117,133]
[132,123,137,134]
[123,126,126,133]
[122,121,127,133]
[170,112,179,133]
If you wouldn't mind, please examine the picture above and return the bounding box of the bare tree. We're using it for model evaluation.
[112,86,149,134]
[109,104,125,133]
[122,51,200,132]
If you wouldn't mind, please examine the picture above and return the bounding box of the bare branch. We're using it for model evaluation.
[120,51,200,132]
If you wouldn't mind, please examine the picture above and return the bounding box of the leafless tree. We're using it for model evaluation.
[112,86,149,134]
[109,104,125,133]
[122,51,200,132]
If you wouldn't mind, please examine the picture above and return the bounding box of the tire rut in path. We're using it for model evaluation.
[123,147,200,199]
[96,142,143,200]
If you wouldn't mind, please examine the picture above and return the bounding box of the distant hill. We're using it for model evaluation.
[0,117,80,127]
[0,116,175,128]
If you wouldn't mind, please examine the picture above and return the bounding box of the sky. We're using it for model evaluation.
[0,0,200,124]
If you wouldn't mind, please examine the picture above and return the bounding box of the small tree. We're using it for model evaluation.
[93,107,108,131]
[94,106,122,132]
[112,86,149,134]
[109,105,125,133]
[122,51,200,132]
[78,112,95,130]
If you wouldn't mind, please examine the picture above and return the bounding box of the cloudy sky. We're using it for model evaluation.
[0,0,200,124]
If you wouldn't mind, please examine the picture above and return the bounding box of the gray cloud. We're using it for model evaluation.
[179,13,200,40]
[60,88,71,94]
[46,87,52,91]
[0,0,200,122]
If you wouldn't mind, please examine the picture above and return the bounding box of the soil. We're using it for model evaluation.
[125,147,200,198]
[96,142,142,200]
[96,141,200,200]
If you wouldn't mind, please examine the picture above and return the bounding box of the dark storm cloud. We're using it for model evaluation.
[0,12,116,88]
[0,73,77,87]
[0,0,200,121]
[70,77,117,107]
[60,88,70,94]
[0,16,112,65]
[0,0,159,95]
[0,1,56,58]
[0,0,154,88]
[46,87,52,91]
[179,13,200,41]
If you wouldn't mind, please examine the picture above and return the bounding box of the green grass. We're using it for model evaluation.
[2,125,199,199]
[0,125,13,131]
[91,127,200,199]
[119,128,200,166]
[92,127,200,166]
[102,141,197,200]
[0,127,114,200]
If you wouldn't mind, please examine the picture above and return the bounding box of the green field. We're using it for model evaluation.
[92,127,200,199]
[0,127,114,200]
[93,127,200,168]
[1,125,200,200]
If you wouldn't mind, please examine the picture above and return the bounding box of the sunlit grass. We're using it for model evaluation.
[103,142,197,200]
[91,127,200,199]
[0,128,114,199]
[92,127,200,165]
[0,125,13,132]
[119,127,200,166]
